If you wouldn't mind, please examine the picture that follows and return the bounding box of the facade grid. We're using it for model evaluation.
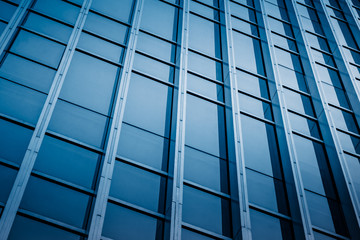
[0,0,359,239]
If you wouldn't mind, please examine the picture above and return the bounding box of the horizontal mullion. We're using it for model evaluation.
[231,14,258,26]
[183,179,231,199]
[235,66,268,80]
[188,48,223,63]
[135,50,176,67]
[0,75,48,96]
[184,144,227,161]
[336,127,360,139]
[28,9,74,28]
[46,130,105,155]
[107,197,165,220]
[240,110,275,125]
[139,28,179,46]
[230,0,256,11]
[292,130,324,143]
[88,9,131,28]
[187,70,224,85]
[189,10,222,24]
[238,89,271,103]
[0,112,36,131]
[271,30,296,41]
[0,157,20,170]
[81,28,127,48]
[7,50,58,70]
[115,156,169,178]
[131,69,175,88]
[287,109,318,122]
[182,222,232,240]
[267,14,291,25]
[310,46,333,56]
[75,47,124,68]
[282,85,311,97]
[342,44,360,54]
[232,27,261,40]
[312,227,350,240]
[17,209,87,236]
[249,203,292,221]
[274,44,299,56]
[31,171,95,196]
[296,1,315,9]
[187,90,225,106]
[327,102,354,114]
[245,166,283,182]
[343,150,360,159]
[192,0,221,11]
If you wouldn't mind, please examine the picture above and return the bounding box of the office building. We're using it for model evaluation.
[0,0,360,239]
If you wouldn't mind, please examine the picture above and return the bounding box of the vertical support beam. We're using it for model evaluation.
[289,0,360,233]
[222,1,252,239]
[0,0,33,55]
[343,0,360,31]
[169,0,190,239]
[259,0,315,239]
[0,0,92,239]
[86,0,143,239]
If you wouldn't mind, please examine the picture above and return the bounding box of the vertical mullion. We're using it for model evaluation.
[0,0,92,239]
[86,0,144,239]
[258,0,315,239]
[169,0,190,239]
[0,0,33,56]
[292,0,360,233]
[223,1,252,239]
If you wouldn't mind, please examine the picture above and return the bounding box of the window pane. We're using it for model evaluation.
[141,0,177,40]
[236,70,269,99]
[23,13,73,42]
[0,54,55,93]
[247,169,288,214]
[184,147,229,193]
[289,112,321,138]
[250,209,293,240]
[60,51,118,115]
[84,12,128,44]
[182,228,216,240]
[278,66,307,92]
[182,186,231,237]
[77,33,124,62]
[133,53,174,82]
[0,119,32,165]
[233,32,265,75]
[275,47,302,72]
[0,164,17,204]
[9,215,81,240]
[117,123,169,170]
[110,161,165,213]
[91,0,134,23]
[188,51,223,81]
[10,30,64,68]
[241,115,281,177]
[20,176,91,228]
[185,95,226,158]
[239,93,273,121]
[123,73,172,136]
[284,89,315,117]
[189,14,220,58]
[32,0,80,24]
[0,1,17,21]
[344,154,360,200]
[103,203,162,240]
[329,106,358,133]
[137,31,175,62]
[0,79,46,124]
[49,100,108,148]
[187,73,224,102]
[35,135,100,189]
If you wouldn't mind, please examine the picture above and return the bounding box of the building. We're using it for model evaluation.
[0,0,360,239]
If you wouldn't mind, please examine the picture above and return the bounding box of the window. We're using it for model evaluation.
[344,154,360,200]
[77,33,124,62]
[103,203,162,240]
[0,164,17,204]
[123,73,172,136]
[10,30,65,69]
[9,215,81,240]
[184,147,229,193]
[239,93,273,120]
[188,51,223,81]
[182,228,216,240]
[189,14,221,58]
[185,95,226,158]
[0,119,32,165]
[0,79,46,124]
[117,123,169,170]
[110,161,165,212]
[0,1,17,21]
[141,0,177,40]
[247,169,288,214]
[187,73,224,102]
[278,65,308,92]
[241,115,281,177]
[49,100,108,148]
[230,2,256,23]
[34,135,100,189]
[60,51,119,115]
[182,186,232,237]
[284,89,315,117]
[32,0,80,24]
[288,112,321,138]
[236,70,269,99]
[23,13,73,42]
[329,106,358,133]
[84,12,128,44]
[137,31,176,63]
[275,47,302,72]
[91,0,134,23]
[233,32,265,75]
[250,209,293,240]
[0,53,55,93]
[20,176,91,228]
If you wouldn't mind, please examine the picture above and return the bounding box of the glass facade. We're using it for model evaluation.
[0,0,359,240]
